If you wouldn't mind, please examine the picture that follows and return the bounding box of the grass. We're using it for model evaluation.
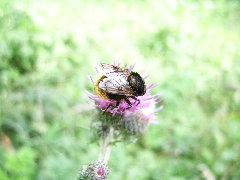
[0,0,240,179]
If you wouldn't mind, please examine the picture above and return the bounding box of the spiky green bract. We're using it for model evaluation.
[91,110,122,141]
[79,161,109,180]
[120,111,149,136]
[91,109,151,143]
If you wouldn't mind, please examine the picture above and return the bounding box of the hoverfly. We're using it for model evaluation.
[94,63,146,112]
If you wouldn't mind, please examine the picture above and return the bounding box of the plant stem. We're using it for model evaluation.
[98,127,113,163]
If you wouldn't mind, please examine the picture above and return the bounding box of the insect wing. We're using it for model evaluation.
[99,75,132,95]
[96,63,129,76]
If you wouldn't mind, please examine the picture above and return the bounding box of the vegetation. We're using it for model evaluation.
[0,0,240,179]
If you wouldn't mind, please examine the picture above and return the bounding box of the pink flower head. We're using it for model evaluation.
[87,62,163,119]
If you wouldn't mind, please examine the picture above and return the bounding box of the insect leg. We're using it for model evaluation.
[103,101,120,114]
[116,101,120,107]
[124,97,132,109]
[130,96,140,105]
[104,104,112,114]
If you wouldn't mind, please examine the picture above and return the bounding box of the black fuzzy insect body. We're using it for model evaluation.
[127,72,146,97]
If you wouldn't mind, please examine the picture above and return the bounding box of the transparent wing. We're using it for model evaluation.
[96,63,130,76]
[98,75,133,95]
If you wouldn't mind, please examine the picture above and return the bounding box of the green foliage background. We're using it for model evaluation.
[0,0,240,179]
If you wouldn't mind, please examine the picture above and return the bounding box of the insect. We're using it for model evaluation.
[94,63,146,112]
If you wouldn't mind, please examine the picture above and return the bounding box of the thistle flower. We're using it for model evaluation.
[80,62,163,180]
[79,161,109,180]
[87,62,162,117]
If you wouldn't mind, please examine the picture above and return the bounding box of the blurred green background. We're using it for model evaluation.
[0,0,240,179]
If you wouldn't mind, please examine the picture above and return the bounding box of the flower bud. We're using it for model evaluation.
[120,111,149,136]
[80,161,109,180]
